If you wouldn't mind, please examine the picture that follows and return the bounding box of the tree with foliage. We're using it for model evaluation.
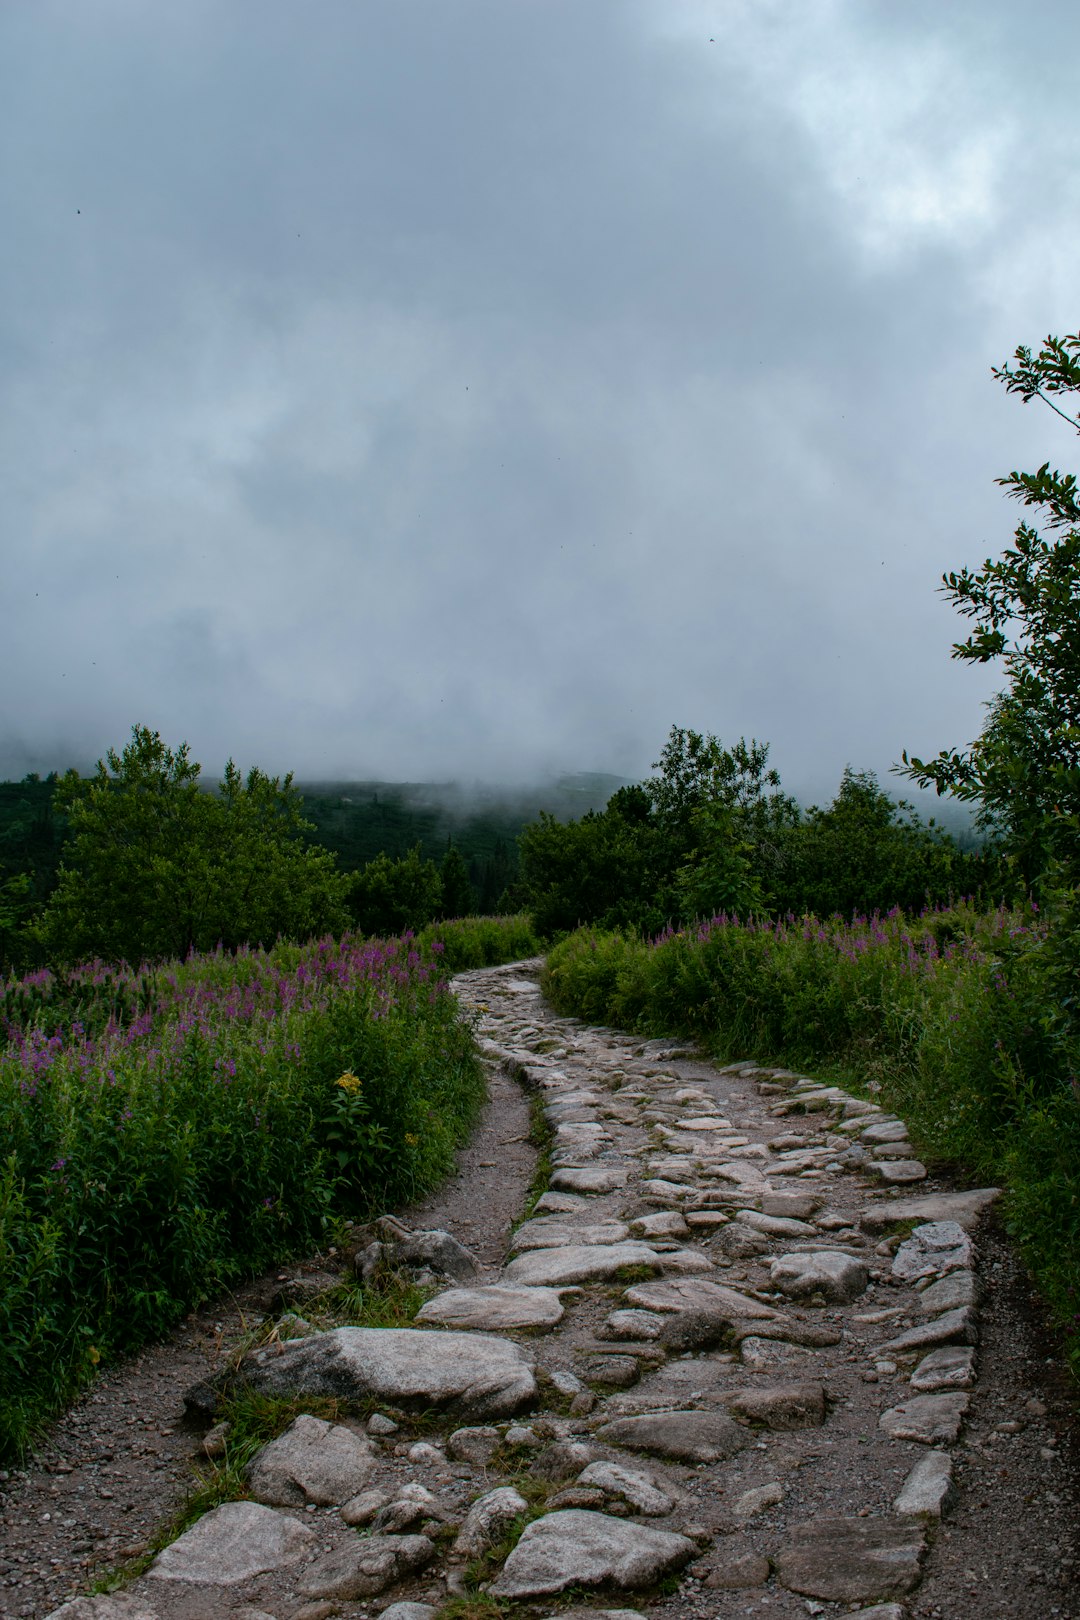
[518,724,979,937]
[438,842,475,919]
[348,844,444,936]
[647,728,800,916]
[38,726,349,966]
[517,785,665,937]
[786,768,980,918]
[902,329,1080,885]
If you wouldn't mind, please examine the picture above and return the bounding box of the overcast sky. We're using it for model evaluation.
[2,0,1077,802]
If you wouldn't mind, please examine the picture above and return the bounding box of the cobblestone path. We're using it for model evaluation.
[29,960,1080,1620]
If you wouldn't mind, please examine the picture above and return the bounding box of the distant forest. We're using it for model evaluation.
[0,769,626,942]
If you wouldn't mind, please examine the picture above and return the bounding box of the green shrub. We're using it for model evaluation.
[416,914,541,972]
[0,931,483,1459]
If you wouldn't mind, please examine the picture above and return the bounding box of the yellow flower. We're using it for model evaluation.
[404,1132,419,1147]
[336,1071,362,1093]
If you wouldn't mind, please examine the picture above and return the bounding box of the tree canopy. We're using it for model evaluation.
[517,725,978,935]
[902,328,1080,885]
[38,726,348,966]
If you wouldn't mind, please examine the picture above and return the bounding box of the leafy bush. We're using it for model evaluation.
[348,844,444,936]
[517,728,986,939]
[416,914,541,973]
[544,903,1080,1374]
[38,727,348,967]
[0,932,483,1459]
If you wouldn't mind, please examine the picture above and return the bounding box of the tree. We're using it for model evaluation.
[902,329,1080,882]
[786,768,979,918]
[348,844,443,936]
[517,787,664,937]
[438,842,475,919]
[38,726,349,966]
[648,727,800,914]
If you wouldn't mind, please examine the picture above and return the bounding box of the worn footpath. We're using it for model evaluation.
[5,960,1079,1620]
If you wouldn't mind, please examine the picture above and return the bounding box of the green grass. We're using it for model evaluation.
[517,1092,554,1223]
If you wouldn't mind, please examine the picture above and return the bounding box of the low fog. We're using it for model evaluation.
[2,0,1077,805]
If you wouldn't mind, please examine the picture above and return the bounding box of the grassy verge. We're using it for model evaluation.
[543,903,1080,1377]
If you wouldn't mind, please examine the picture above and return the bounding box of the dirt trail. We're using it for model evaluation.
[1,960,1076,1620]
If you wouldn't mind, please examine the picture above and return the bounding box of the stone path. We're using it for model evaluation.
[30,961,1080,1619]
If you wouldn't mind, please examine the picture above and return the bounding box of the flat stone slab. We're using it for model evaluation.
[240,1326,536,1419]
[489,1509,694,1598]
[909,1345,976,1391]
[873,1160,928,1184]
[860,1120,910,1144]
[550,1166,629,1194]
[537,1612,647,1620]
[511,1218,630,1252]
[895,1449,956,1518]
[892,1222,973,1281]
[702,1161,769,1191]
[595,1408,750,1463]
[881,1306,978,1353]
[861,1189,1001,1232]
[416,1285,566,1331]
[503,1242,666,1287]
[296,1533,435,1599]
[247,1413,376,1506]
[726,1381,826,1430]
[702,1536,772,1588]
[148,1501,316,1584]
[534,1191,589,1214]
[737,1209,817,1237]
[769,1250,869,1302]
[774,1516,925,1602]
[599,1308,663,1341]
[46,1601,160,1620]
[536,1612,647,1620]
[917,1269,977,1313]
[879,1391,969,1444]
[762,1192,821,1219]
[639,1178,693,1200]
[630,1211,690,1239]
[623,1276,779,1320]
[611,1357,730,1409]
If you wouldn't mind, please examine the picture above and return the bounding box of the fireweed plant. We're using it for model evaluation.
[0,924,524,1458]
[543,901,1080,1376]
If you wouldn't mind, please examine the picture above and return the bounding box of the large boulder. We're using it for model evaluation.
[240,1326,536,1419]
